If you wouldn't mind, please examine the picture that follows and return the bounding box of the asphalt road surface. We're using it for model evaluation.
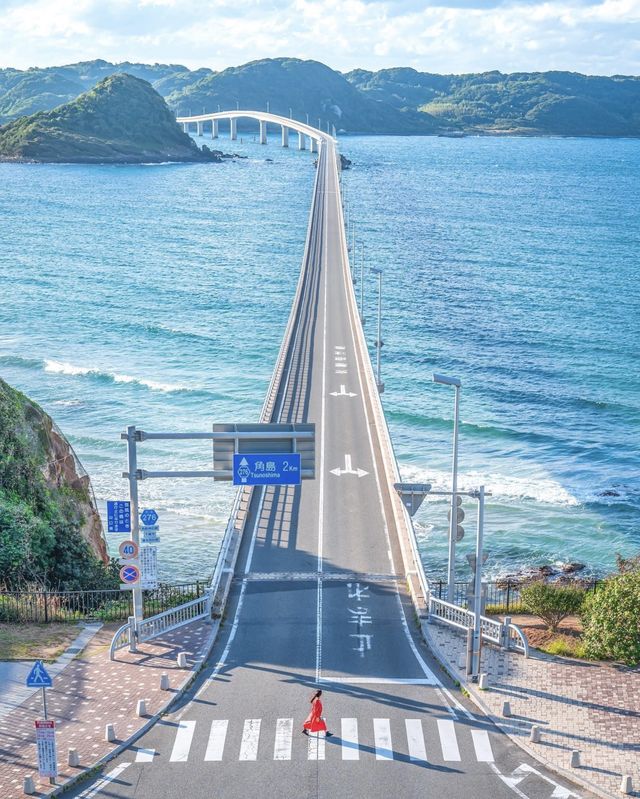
[68,140,591,799]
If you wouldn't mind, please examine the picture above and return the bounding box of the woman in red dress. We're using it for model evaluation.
[302,689,333,736]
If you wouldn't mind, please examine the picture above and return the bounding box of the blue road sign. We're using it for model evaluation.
[233,453,301,486]
[140,509,158,526]
[26,660,53,688]
[107,501,131,533]
[120,564,141,584]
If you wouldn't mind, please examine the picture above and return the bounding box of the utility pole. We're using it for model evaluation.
[470,486,485,678]
[124,425,142,650]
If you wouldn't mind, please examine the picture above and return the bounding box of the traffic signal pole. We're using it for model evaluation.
[125,425,143,645]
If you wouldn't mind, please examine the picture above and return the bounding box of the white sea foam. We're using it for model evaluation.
[400,464,580,507]
[44,359,190,393]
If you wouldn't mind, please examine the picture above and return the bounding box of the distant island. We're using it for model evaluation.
[1,57,639,137]
[0,73,223,164]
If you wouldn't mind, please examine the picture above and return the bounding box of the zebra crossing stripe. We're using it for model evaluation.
[405,719,427,762]
[169,720,196,762]
[239,719,261,761]
[308,732,326,760]
[274,718,293,760]
[134,747,155,763]
[373,718,394,760]
[471,729,494,762]
[205,720,228,761]
[437,719,461,761]
[341,718,359,760]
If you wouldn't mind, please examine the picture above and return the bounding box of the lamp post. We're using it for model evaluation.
[360,243,365,323]
[371,268,384,393]
[433,373,461,603]
[266,101,270,113]
[236,100,240,110]
[289,107,293,119]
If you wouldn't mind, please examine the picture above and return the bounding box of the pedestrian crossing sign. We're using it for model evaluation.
[26,660,53,688]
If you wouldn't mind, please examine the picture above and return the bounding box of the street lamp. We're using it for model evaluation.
[236,100,240,110]
[360,242,365,324]
[371,268,384,393]
[266,100,270,113]
[433,372,462,603]
[289,107,293,119]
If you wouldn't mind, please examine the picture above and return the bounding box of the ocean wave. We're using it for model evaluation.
[400,464,580,506]
[41,358,196,393]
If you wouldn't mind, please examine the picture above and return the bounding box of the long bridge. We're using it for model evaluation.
[70,113,581,799]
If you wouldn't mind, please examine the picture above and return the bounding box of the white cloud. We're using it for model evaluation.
[0,0,638,74]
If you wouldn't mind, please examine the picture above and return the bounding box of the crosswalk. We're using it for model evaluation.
[133,717,495,766]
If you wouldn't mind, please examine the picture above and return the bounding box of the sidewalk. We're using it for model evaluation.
[423,619,640,799]
[0,620,214,799]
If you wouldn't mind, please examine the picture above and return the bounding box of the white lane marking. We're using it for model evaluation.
[273,718,293,760]
[320,676,435,684]
[405,719,427,762]
[330,453,368,477]
[330,385,356,397]
[77,763,131,798]
[373,718,394,760]
[437,719,461,761]
[205,719,228,761]
[335,345,345,349]
[336,369,348,374]
[308,732,326,760]
[134,747,155,762]
[169,720,196,762]
[471,729,494,762]
[341,718,359,760]
[489,764,533,799]
[503,762,581,798]
[239,718,261,760]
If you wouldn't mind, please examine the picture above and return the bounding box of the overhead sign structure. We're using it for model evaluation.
[35,719,58,779]
[140,509,158,526]
[233,453,301,486]
[119,540,138,560]
[139,545,158,589]
[119,564,141,588]
[26,660,53,689]
[107,500,131,533]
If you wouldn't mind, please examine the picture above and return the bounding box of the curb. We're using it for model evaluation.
[420,620,621,799]
[46,615,222,797]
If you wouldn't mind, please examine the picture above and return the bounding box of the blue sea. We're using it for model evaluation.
[1,133,638,583]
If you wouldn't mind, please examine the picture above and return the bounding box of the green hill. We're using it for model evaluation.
[0,73,217,163]
[0,377,116,591]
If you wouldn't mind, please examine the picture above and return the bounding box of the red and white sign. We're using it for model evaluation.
[35,719,57,778]
[118,540,139,560]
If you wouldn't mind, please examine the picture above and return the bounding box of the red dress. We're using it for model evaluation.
[303,698,327,733]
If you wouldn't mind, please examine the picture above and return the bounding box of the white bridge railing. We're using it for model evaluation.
[428,594,529,657]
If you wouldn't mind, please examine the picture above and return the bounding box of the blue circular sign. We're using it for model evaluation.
[140,509,158,526]
[120,564,140,584]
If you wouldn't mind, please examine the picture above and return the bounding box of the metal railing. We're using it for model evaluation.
[137,593,212,643]
[109,620,133,659]
[0,581,207,624]
[431,578,599,613]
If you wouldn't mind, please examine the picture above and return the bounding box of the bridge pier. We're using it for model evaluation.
[197,121,204,137]
[281,126,289,148]
[310,138,317,154]
[211,119,218,139]
[182,122,189,134]
[230,118,237,141]
[259,120,267,145]
[298,131,306,151]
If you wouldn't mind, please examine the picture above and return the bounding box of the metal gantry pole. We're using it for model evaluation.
[447,384,461,602]
[372,269,383,392]
[125,425,143,644]
[471,485,485,678]
[360,244,365,323]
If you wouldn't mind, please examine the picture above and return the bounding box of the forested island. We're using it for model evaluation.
[0,57,638,137]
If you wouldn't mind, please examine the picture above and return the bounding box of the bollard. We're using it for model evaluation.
[620,775,632,795]
[23,776,35,795]
[136,699,147,717]
[502,701,512,717]
[68,747,80,767]
[529,725,540,743]
[160,672,170,691]
[478,673,488,690]
[177,652,187,668]
[570,750,580,768]
[105,723,116,742]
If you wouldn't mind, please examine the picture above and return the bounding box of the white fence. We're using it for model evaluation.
[428,594,529,657]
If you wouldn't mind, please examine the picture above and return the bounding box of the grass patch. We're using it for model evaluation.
[538,637,588,659]
[0,622,81,660]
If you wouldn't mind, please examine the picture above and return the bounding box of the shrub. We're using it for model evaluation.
[581,572,640,666]
[520,581,584,632]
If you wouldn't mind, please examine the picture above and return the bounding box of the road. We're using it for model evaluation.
[68,138,587,799]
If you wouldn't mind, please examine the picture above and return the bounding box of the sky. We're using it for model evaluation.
[0,0,638,75]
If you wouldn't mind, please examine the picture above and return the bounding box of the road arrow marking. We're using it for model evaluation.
[330,454,368,478]
[330,385,357,397]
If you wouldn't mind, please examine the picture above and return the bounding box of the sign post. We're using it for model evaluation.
[26,661,56,783]
[123,426,143,637]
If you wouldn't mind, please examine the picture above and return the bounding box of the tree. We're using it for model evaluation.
[520,581,584,632]
[581,572,640,666]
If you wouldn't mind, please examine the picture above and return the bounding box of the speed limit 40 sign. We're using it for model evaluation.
[118,540,139,560]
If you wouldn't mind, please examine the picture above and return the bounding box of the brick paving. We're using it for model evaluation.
[424,619,640,799]
[0,620,213,799]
